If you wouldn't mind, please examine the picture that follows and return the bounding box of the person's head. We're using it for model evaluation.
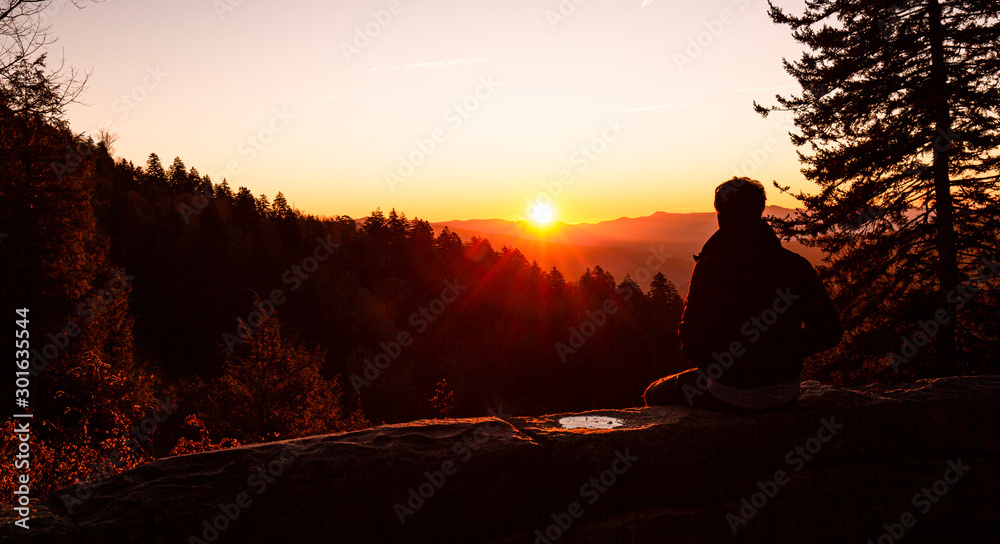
[714,177,766,227]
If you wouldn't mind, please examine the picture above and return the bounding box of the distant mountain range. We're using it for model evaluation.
[431,206,825,296]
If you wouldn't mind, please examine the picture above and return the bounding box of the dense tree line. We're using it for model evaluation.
[1,93,689,496]
[105,150,690,423]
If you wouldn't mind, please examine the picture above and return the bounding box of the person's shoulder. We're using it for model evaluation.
[778,247,818,275]
[690,253,720,278]
[778,247,812,264]
[775,249,828,298]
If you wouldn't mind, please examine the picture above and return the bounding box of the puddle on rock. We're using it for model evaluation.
[558,416,625,430]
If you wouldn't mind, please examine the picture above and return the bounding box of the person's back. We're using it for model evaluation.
[644,177,842,412]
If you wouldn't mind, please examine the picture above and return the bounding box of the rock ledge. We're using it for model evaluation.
[3,376,999,543]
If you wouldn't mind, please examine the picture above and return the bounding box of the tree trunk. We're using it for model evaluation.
[927,0,959,370]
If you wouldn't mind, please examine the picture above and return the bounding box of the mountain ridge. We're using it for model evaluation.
[425,206,819,293]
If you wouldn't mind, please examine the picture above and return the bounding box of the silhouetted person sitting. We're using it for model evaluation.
[644,177,842,412]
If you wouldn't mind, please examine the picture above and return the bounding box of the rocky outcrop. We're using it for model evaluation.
[3,376,999,543]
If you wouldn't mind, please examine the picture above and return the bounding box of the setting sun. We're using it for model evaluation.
[531,203,555,224]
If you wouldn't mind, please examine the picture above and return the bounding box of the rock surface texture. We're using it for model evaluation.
[3,376,999,543]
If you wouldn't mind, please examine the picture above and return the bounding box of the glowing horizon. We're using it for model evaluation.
[48,0,812,224]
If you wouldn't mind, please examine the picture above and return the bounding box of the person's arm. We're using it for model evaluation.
[794,260,843,358]
[678,256,727,367]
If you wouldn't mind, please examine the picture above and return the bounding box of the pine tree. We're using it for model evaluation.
[649,272,684,323]
[272,191,293,220]
[215,179,234,200]
[406,218,435,252]
[360,207,387,237]
[256,193,270,217]
[387,208,409,250]
[167,156,187,192]
[233,186,259,232]
[590,265,616,295]
[271,192,301,247]
[755,0,1000,382]
[435,226,463,258]
[548,267,567,295]
[143,153,166,186]
[209,311,368,443]
[186,167,208,195]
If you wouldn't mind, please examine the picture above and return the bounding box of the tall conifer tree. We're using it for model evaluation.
[756,0,1000,382]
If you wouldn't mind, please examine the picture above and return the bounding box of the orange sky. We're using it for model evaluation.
[49,0,812,224]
